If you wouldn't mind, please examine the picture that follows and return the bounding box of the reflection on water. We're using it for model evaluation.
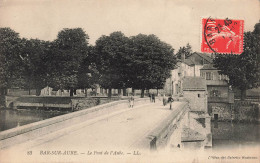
[212,121,260,150]
[0,109,68,132]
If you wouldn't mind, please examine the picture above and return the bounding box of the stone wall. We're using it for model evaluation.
[4,96,121,110]
[0,95,6,108]
[136,102,188,150]
[7,89,36,96]
[207,86,229,98]
[208,101,259,122]
[71,98,118,111]
[183,90,207,112]
[208,103,232,121]
[5,96,20,108]
[233,100,259,122]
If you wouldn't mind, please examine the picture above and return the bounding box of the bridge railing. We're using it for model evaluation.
[0,98,150,149]
[138,102,189,150]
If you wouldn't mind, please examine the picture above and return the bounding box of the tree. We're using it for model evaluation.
[129,34,177,97]
[213,23,260,100]
[19,38,51,95]
[253,21,260,35]
[77,45,100,96]
[48,28,89,96]
[95,31,130,98]
[176,43,192,60]
[0,28,23,95]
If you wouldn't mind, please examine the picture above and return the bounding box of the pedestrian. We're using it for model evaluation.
[129,95,134,108]
[148,93,152,102]
[158,94,161,101]
[168,95,174,110]
[163,94,167,106]
[152,93,155,103]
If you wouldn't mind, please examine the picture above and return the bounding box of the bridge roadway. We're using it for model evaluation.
[1,101,186,154]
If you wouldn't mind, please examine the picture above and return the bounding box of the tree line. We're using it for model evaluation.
[0,28,177,97]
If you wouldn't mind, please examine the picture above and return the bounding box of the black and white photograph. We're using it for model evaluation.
[0,0,259,162]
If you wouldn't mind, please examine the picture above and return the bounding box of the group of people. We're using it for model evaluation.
[149,93,175,110]
[128,93,175,109]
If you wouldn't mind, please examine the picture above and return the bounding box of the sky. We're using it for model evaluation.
[0,0,259,52]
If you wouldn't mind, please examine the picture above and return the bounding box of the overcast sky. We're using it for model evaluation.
[0,0,259,52]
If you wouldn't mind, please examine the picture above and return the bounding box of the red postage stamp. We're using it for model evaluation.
[201,18,244,54]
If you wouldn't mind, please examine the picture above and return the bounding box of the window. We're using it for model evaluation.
[212,74,215,80]
[200,72,204,78]
[198,94,200,97]
[214,114,218,121]
[206,72,212,80]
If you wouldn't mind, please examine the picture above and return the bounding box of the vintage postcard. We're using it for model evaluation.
[0,0,259,162]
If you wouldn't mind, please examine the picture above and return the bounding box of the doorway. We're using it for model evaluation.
[214,114,218,121]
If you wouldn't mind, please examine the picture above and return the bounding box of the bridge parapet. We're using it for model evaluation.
[0,98,150,149]
[137,102,189,150]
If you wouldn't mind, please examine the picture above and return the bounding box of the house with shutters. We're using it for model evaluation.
[164,52,213,96]
[200,64,234,120]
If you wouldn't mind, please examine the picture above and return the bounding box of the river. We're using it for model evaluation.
[0,109,68,132]
[211,121,260,150]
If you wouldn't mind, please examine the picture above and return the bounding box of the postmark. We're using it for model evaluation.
[201,17,244,54]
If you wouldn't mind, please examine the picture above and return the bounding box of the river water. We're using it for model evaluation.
[0,109,68,132]
[211,121,260,149]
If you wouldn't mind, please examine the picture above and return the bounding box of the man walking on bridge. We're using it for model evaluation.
[151,93,155,103]
[168,95,174,110]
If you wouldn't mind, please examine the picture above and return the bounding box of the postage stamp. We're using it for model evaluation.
[201,17,244,54]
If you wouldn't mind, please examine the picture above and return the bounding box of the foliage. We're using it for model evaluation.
[213,23,260,99]
[0,28,23,93]
[47,28,90,91]
[129,34,176,90]
[1,28,178,97]
[95,31,131,89]
[176,43,192,60]
[77,45,100,90]
[19,38,51,92]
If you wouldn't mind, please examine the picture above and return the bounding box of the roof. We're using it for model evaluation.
[201,64,218,70]
[186,52,213,65]
[182,77,206,91]
[183,58,195,66]
[194,52,213,63]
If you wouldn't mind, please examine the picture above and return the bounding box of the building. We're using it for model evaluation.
[182,77,207,113]
[164,52,213,96]
[182,52,213,77]
[200,64,234,121]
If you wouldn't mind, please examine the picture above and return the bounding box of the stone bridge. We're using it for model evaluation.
[0,98,212,156]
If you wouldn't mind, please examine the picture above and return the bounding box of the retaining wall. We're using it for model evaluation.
[234,100,259,122]
[208,100,259,122]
